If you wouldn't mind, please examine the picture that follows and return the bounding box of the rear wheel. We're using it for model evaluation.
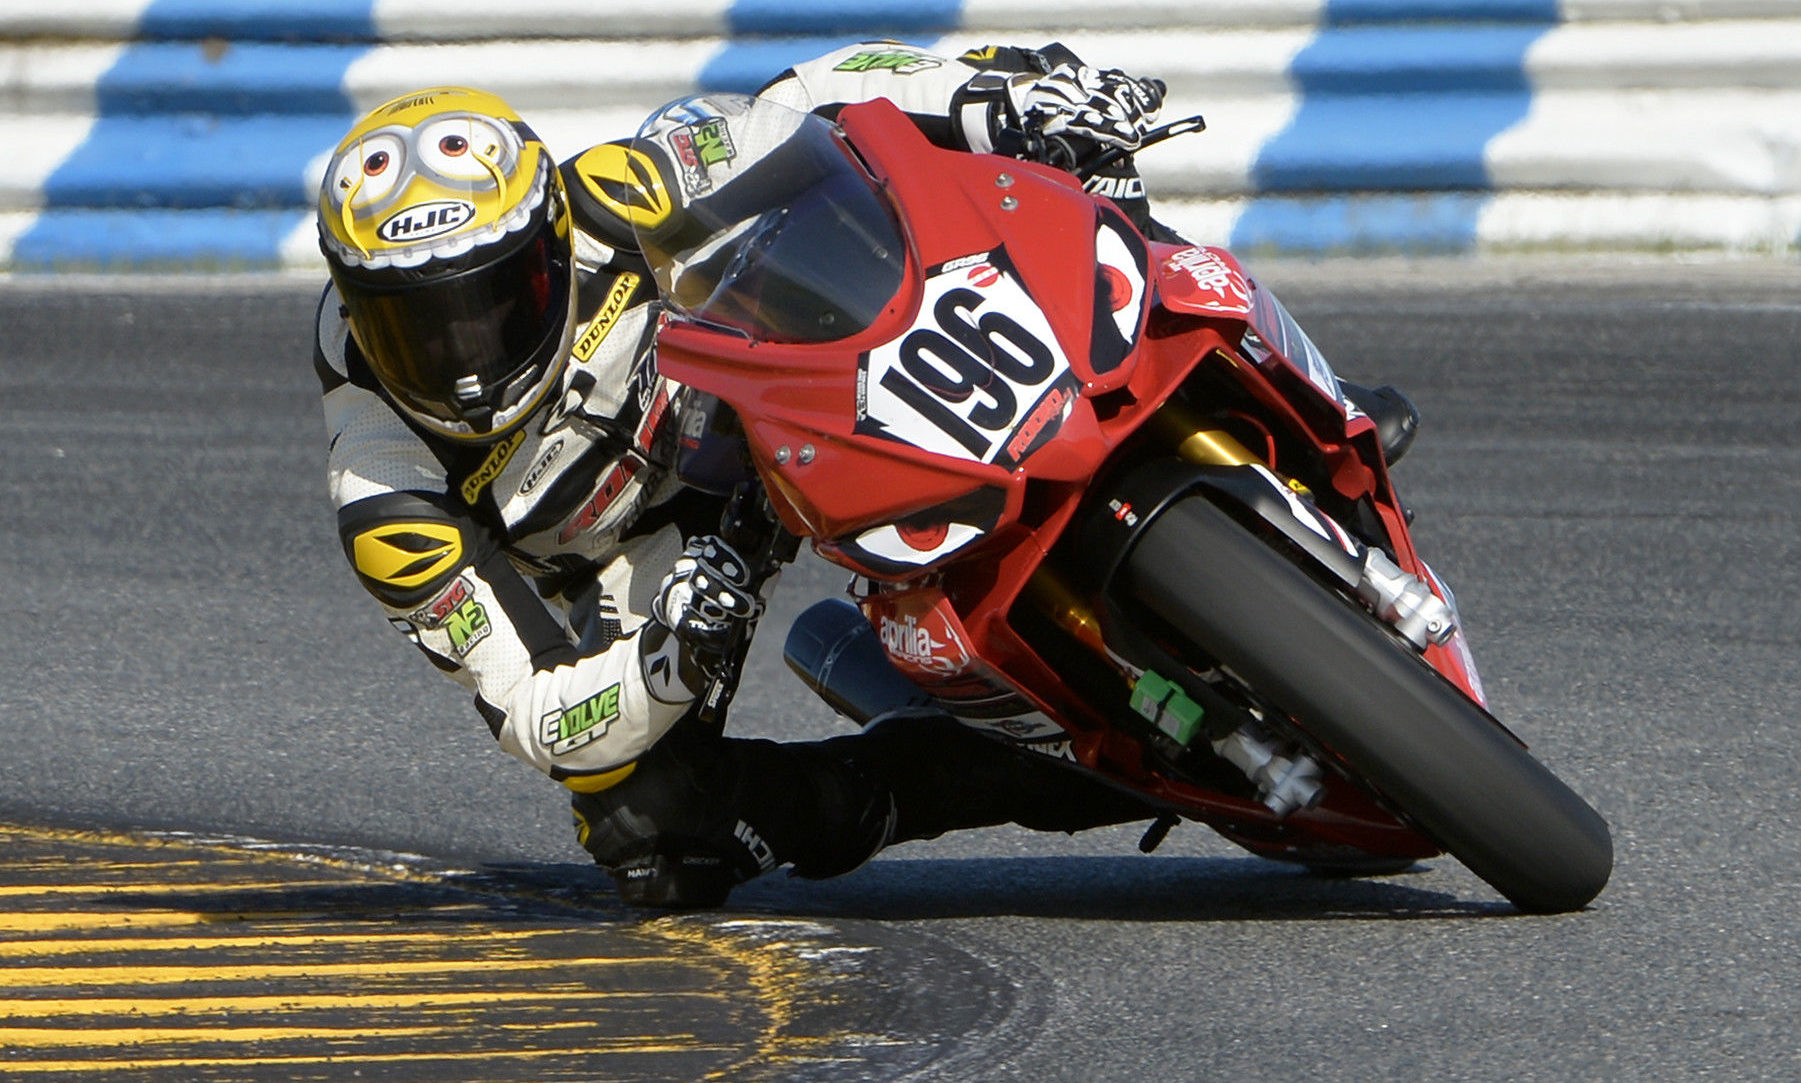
[1120,495,1612,913]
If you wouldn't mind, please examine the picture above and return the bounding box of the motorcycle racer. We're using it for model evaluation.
[312,42,1410,907]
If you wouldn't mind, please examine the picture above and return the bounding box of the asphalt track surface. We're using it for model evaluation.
[2,257,1798,1080]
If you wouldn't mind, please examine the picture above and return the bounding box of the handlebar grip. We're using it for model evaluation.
[696,482,798,728]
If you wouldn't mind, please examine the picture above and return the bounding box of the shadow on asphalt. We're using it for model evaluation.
[741,855,1512,921]
[464,854,1514,922]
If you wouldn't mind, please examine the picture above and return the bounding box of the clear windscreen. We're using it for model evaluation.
[1245,282,1345,407]
[630,94,907,344]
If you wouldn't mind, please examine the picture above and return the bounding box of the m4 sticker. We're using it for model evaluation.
[856,247,1077,468]
[408,576,491,656]
[541,686,621,756]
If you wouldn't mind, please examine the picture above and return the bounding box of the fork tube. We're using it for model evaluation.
[1148,402,1262,467]
[1024,566,1110,658]
[1022,406,1265,669]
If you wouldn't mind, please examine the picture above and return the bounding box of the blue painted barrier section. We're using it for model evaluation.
[16,210,309,267]
[135,0,381,42]
[1227,192,1493,254]
[29,115,355,210]
[1285,24,1562,97]
[96,43,367,115]
[1320,0,1566,23]
[1233,1,1558,254]
[1246,92,1549,192]
[7,0,1791,267]
[726,0,962,37]
[13,0,377,269]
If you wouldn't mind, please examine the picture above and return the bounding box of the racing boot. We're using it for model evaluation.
[786,602,1160,854]
[824,711,1159,847]
[1341,381,1421,466]
[572,723,899,907]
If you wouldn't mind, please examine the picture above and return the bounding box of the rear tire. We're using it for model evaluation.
[1120,495,1612,913]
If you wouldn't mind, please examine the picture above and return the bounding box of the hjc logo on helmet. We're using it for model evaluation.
[377,200,478,243]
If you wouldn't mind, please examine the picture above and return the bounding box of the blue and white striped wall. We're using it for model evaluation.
[2,0,1799,269]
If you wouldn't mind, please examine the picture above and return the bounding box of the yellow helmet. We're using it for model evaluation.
[319,87,574,443]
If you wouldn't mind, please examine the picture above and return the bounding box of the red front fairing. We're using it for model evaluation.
[654,102,1182,575]
[659,110,1112,527]
[653,99,1465,856]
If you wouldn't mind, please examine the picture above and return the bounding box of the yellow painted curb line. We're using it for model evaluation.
[0,824,841,1081]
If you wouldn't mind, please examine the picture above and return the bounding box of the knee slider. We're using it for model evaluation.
[569,751,767,907]
[609,853,741,909]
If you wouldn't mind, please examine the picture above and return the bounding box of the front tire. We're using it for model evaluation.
[1120,495,1612,913]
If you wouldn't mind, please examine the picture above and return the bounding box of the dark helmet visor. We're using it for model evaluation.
[339,218,572,431]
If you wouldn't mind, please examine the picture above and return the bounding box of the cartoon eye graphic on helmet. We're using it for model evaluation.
[329,130,406,208]
[418,116,516,182]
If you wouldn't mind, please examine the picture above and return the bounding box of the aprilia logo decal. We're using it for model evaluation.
[877,612,971,677]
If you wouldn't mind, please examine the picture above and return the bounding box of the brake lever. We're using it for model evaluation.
[1075,113,1208,181]
[993,113,1207,181]
[995,115,1080,172]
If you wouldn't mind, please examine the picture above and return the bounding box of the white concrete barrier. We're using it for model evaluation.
[0,0,1795,268]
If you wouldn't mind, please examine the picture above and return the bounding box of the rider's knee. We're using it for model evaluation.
[567,744,769,909]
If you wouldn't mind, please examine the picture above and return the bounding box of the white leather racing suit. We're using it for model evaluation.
[313,41,1099,792]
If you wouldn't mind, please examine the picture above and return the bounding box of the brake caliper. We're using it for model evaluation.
[1131,670,1323,816]
[1355,547,1456,650]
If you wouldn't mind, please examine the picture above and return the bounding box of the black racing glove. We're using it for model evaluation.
[651,534,762,679]
[1005,63,1166,153]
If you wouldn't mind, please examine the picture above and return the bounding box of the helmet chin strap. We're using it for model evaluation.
[453,375,496,434]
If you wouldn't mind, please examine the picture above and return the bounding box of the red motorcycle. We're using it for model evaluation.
[631,94,1611,913]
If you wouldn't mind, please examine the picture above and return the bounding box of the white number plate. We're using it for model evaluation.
[856,248,1078,468]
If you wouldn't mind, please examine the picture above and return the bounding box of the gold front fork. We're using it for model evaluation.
[1147,400,1263,468]
[1025,402,1268,663]
[1023,566,1109,656]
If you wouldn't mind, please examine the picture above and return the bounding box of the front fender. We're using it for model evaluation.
[1074,458,1365,601]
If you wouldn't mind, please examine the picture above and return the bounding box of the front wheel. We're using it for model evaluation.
[1120,495,1612,913]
